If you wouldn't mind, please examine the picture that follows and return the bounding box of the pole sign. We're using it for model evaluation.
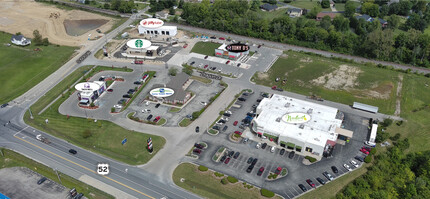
[226,43,249,53]
[122,138,127,145]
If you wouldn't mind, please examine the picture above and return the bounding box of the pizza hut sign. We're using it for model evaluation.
[140,18,164,29]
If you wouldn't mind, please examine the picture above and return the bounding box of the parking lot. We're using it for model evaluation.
[190,88,371,199]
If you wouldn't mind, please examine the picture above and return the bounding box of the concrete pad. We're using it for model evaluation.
[79,175,137,199]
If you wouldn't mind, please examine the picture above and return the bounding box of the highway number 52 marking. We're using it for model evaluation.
[97,163,110,175]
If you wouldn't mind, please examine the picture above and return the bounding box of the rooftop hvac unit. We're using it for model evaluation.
[307,109,313,114]
[276,117,281,122]
[314,138,320,141]
[299,124,304,129]
[285,103,290,107]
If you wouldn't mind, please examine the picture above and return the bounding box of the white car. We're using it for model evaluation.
[145,101,150,106]
[343,164,352,171]
[142,109,151,113]
[200,101,207,106]
[256,143,261,149]
[225,111,232,114]
[364,141,376,147]
[350,160,359,168]
[270,146,275,153]
[113,104,122,109]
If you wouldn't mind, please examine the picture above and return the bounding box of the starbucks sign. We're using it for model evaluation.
[282,113,311,124]
[126,39,151,49]
[135,39,143,48]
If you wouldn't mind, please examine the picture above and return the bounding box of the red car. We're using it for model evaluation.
[153,116,161,122]
[135,60,143,64]
[272,86,277,90]
[257,167,264,176]
[219,37,225,40]
[362,146,371,152]
[107,88,113,92]
[226,60,230,64]
[233,121,238,126]
[275,167,282,175]
[193,149,201,154]
[306,179,316,188]
[234,131,242,135]
[183,44,188,48]
[224,157,231,164]
[360,148,370,155]
[204,64,209,69]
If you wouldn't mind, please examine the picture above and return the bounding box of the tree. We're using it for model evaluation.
[284,0,292,3]
[321,0,330,9]
[379,4,389,18]
[111,107,115,113]
[333,15,349,32]
[169,7,175,15]
[168,67,177,76]
[387,14,401,29]
[361,2,380,17]
[307,6,322,19]
[82,129,92,138]
[33,30,42,45]
[364,155,372,163]
[111,0,121,11]
[405,13,428,31]
[344,1,357,18]
[320,15,332,30]
[104,3,110,10]
[398,0,412,16]
[182,65,193,75]
[42,38,49,46]
[15,32,22,35]
[178,0,184,9]
[364,29,394,59]
[172,15,179,22]
[250,0,261,11]
[267,0,277,5]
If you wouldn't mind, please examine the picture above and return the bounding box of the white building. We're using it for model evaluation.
[11,35,31,46]
[137,18,177,36]
[251,94,353,158]
[215,43,248,60]
[75,81,106,105]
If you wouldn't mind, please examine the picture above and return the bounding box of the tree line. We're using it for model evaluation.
[178,0,430,68]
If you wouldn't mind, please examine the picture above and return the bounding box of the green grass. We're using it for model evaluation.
[105,18,128,34]
[173,163,282,199]
[190,76,212,84]
[135,3,149,10]
[208,129,218,135]
[190,42,221,56]
[252,51,399,114]
[288,1,331,11]
[0,148,113,199]
[24,66,165,165]
[169,107,181,112]
[179,118,192,127]
[256,8,290,20]
[0,31,76,104]
[156,118,166,126]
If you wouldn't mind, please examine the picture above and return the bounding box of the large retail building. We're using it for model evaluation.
[137,18,177,36]
[251,94,353,159]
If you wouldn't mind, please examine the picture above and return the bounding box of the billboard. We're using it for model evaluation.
[140,18,164,29]
[150,88,174,98]
[282,113,311,124]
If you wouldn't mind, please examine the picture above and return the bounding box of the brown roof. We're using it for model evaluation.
[316,12,337,20]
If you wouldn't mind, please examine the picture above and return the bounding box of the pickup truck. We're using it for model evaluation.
[36,134,51,144]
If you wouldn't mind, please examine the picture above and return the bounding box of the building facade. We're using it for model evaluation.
[138,25,177,36]
[75,81,106,105]
[214,43,249,60]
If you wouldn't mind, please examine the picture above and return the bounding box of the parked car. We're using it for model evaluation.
[228,151,234,157]
[133,81,142,85]
[69,149,77,154]
[350,160,359,168]
[226,60,230,64]
[118,99,126,104]
[107,89,113,92]
[251,158,258,165]
[183,44,188,48]
[210,36,216,39]
[233,152,240,159]
[298,184,307,192]
[222,126,228,132]
[323,171,334,181]
[37,177,47,185]
[234,131,242,135]
[239,125,245,130]
[275,167,282,175]
[306,179,316,188]
[212,126,220,130]
[256,98,262,102]
[204,55,208,59]
[237,63,241,67]
[257,167,264,176]
[75,193,84,199]
[128,89,135,93]
[280,149,285,155]
[261,143,267,149]
[288,151,295,159]
[316,177,326,185]
[343,164,352,171]
[256,142,261,149]
[153,116,161,122]
[193,149,201,154]
[362,146,372,152]
[233,121,238,126]
[123,94,131,98]
[364,141,376,147]
[142,109,151,113]
[270,146,276,153]
[195,126,200,133]
[219,37,225,40]
[355,156,365,162]
[194,143,204,149]
[220,155,227,162]
[331,166,338,173]
[190,61,195,65]
[243,138,249,143]
[146,114,153,120]
[238,97,246,101]
[360,148,370,155]
[224,157,231,164]
[247,157,253,164]
[155,103,161,108]
[204,64,209,69]
[246,165,254,173]
[223,113,231,117]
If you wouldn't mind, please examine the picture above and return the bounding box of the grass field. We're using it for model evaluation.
[173,163,282,199]
[190,42,221,56]
[190,76,212,84]
[0,148,113,199]
[256,8,291,21]
[252,51,399,114]
[287,1,331,11]
[179,118,191,127]
[169,107,181,112]
[0,31,76,104]
[24,66,165,165]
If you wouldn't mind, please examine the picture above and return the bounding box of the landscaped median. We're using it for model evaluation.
[120,71,156,112]
[173,163,282,199]
[24,66,165,165]
[0,148,113,199]
[127,112,167,126]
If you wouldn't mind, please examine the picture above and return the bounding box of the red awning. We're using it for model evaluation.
[229,55,236,58]
[326,140,337,147]
[216,52,222,55]
[257,132,263,135]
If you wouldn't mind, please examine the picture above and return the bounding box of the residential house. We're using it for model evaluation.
[10,35,31,46]
[356,14,388,28]
[316,12,337,21]
[287,8,303,18]
[260,3,278,11]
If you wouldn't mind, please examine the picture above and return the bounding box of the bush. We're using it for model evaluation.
[375,130,389,143]
[381,118,393,127]
[390,133,401,141]
[281,168,287,176]
[364,155,372,163]
[227,176,238,183]
[198,165,208,172]
[214,172,224,177]
[221,178,229,185]
[233,133,241,138]
[305,156,317,163]
[111,107,115,112]
[82,129,92,138]
[396,120,403,126]
[369,148,377,155]
[168,67,178,76]
[90,102,95,107]
[260,189,275,198]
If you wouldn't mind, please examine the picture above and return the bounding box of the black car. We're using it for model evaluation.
[247,157,253,164]
[298,184,307,192]
[212,126,220,130]
[223,113,231,117]
[128,89,135,93]
[69,149,77,154]
[222,126,228,132]
[251,158,258,165]
[204,55,208,59]
[246,165,254,173]
[133,81,142,85]
[1,103,8,108]
[261,143,267,149]
[237,63,241,67]
[262,93,269,98]
[194,143,204,149]
[195,126,199,133]
[37,177,47,185]
[280,149,285,155]
[238,97,246,101]
[147,114,153,120]
[118,99,126,104]
[276,88,284,92]
[355,156,365,162]
[331,166,339,173]
[127,90,134,94]
[123,94,131,98]
[210,36,216,39]
[228,151,234,157]
[99,77,105,81]
[155,103,161,108]
[256,98,262,102]
[233,152,240,159]
[75,193,84,199]
[220,155,227,162]
[190,61,195,65]
[316,177,326,185]
[288,151,295,159]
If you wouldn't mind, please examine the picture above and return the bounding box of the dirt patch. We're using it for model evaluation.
[355,81,394,100]
[395,75,403,116]
[0,0,116,46]
[281,54,289,58]
[300,57,313,63]
[311,65,361,90]
[256,72,269,80]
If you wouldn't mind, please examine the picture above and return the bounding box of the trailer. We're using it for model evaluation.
[36,134,51,144]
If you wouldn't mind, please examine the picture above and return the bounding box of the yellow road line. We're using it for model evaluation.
[14,136,155,199]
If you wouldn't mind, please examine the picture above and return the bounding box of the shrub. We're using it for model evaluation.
[111,107,115,112]
[247,185,253,189]
[396,120,403,126]
[364,155,372,163]
[233,133,241,138]
[260,189,275,198]
[227,176,238,183]
[370,148,377,155]
[90,102,95,107]
[214,172,224,177]
[305,156,317,163]
[82,129,92,138]
[281,168,287,176]
[381,118,393,127]
[198,165,208,172]
[168,67,177,76]
[221,178,229,185]
[390,133,401,141]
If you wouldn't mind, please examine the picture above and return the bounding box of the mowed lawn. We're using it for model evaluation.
[190,42,221,56]
[287,1,331,11]
[24,66,165,165]
[0,31,76,104]
[252,51,399,114]
[173,163,282,199]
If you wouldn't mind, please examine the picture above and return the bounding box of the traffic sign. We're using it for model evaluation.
[97,163,110,175]
[122,138,127,145]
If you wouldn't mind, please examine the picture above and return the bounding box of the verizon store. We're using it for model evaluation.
[138,18,177,36]
[75,81,106,105]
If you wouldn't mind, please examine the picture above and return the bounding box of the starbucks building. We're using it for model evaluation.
[126,39,160,56]
[250,94,353,159]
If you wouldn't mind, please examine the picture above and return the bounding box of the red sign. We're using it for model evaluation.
[140,18,164,28]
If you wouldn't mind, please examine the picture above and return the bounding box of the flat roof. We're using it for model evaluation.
[353,102,379,113]
[253,94,343,147]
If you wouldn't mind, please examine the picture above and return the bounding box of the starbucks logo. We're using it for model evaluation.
[135,40,143,48]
